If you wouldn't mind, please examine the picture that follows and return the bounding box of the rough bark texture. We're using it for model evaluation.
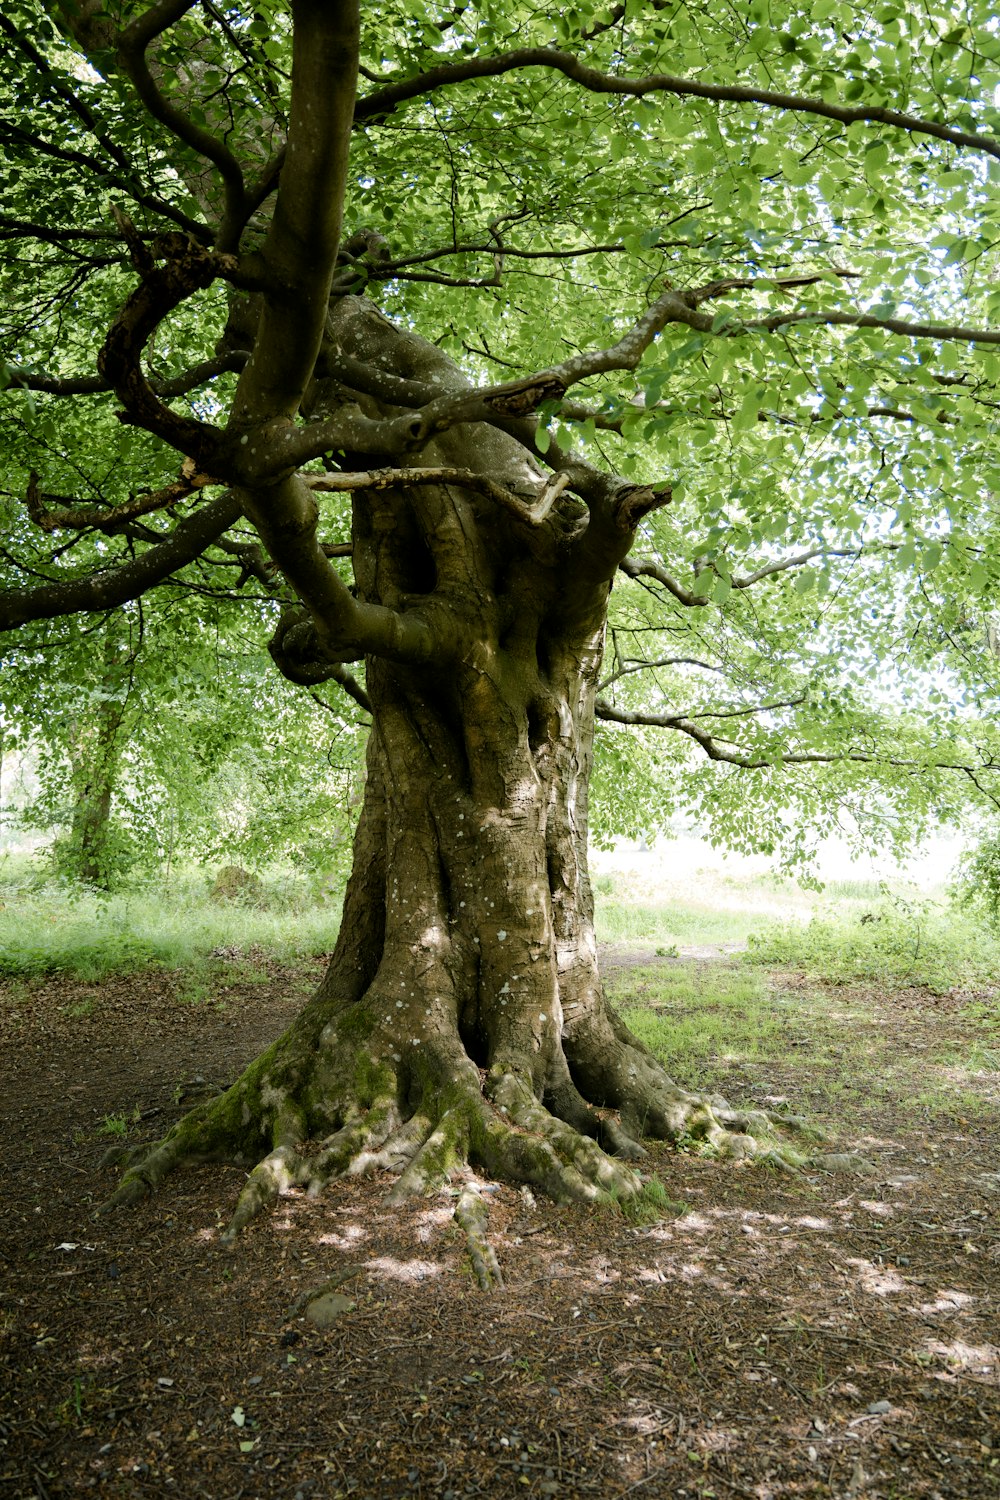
[105,299,807,1255]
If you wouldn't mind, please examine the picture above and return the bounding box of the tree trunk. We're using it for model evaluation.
[105,297,803,1261]
[65,632,129,887]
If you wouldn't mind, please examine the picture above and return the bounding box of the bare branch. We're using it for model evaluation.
[305,465,569,527]
[732,547,860,588]
[618,555,704,607]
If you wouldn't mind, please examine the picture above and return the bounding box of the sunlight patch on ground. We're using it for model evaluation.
[921,1337,998,1378]
[843,1256,908,1295]
[316,1222,367,1248]
[918,1288,974,1313]
[414,1206,453,1243]
[365,1255,444,1282]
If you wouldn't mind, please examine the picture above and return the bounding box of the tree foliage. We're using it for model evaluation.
[1,0,999,861]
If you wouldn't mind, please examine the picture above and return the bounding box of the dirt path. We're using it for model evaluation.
[1,950,998,1498]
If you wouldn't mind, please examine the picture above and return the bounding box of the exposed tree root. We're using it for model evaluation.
[455,1184,504,1291]
[98,996,827,1260]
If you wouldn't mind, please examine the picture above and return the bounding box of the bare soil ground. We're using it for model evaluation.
[1,950,998,1499]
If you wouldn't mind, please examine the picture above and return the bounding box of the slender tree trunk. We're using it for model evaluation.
[65,632,129,887]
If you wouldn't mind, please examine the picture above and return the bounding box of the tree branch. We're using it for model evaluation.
[595,698,1000,786]
[619,547,863,606]
[3,351,247,399]
[662,288,1000,346]
[0,120,209,242]
[355,48,1000,162]
[305,465,569,528]
[117,0,249,242]
[97,239,240,467]
[0,492,243,632]
[25,463,219,534]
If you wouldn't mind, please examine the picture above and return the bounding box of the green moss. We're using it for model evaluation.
[353,1052,396,1107]
[338,1003,377,1041]
[602,1174,687,1224]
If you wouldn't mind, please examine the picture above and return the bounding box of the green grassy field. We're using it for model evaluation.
[0,859,340,981]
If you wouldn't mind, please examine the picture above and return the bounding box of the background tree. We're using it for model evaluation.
[1,0,999,1254]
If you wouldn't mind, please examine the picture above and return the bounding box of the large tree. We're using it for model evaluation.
[2,0,1000,1258]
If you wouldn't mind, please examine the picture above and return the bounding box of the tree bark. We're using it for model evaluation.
[64,631,129,887]
[104,297,805,1254]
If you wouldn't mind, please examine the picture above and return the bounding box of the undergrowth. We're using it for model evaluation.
[603,1176,688,1224]
[0,866,342,980]
[745,892,1000,993]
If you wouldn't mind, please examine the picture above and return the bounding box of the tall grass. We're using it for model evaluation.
[0,863,341,981]
[745,894,1000,993]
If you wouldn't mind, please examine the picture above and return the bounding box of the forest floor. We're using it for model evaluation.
[1,946,999,1500]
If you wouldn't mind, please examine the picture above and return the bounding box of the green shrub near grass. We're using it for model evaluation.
[0,867,342,981]
[745,894,1000,993]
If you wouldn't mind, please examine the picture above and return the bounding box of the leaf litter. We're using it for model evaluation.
[0,952,998,1497]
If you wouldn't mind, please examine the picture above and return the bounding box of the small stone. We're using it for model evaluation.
[813,1153,875,1175]
[304,1292,355,1328]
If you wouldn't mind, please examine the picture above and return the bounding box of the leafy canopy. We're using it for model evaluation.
[1,0,999,865]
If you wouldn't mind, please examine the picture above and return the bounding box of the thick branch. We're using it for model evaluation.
[230,0,359,427]
[25,464,218,534]
[287,286,697,464]
[0,492,242,632]
[305,465,569,528]
[355,48,1000,162]
[238,475,452,668]
[117,0,248,242]
[3,351,247,399]
[97,240,239,466]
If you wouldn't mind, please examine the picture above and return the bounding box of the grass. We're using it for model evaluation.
[593,861,840,948]
[609,962,785,1087]
[593,853,1000,1122]
[0,862,342,981]
[3,849,999,1133]
[603,1176,688,1224]
[608,950,999,1122]
[744,893,1000,993]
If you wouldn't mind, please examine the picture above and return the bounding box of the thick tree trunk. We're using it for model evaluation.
[105,297,804,1261]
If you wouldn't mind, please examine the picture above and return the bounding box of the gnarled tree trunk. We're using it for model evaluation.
[106,298,799,1264]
